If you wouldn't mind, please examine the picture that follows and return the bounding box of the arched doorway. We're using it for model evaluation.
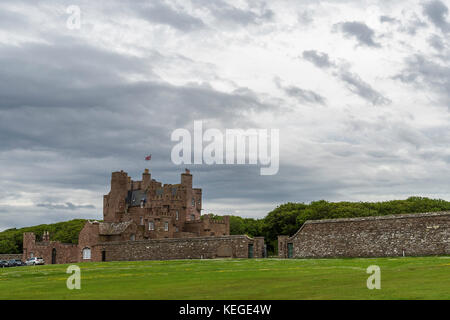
[52,248,56,264]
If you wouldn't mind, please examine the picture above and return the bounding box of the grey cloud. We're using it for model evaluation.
[401,18,428,35]
[334,21,381,48]
[0,38,274,157]
[423,0,450,33]
[284,86,326,106]
[342,117,448,163]
[298,10,314,25]
[338,71,391,105]
[302,50,390,105]
[395,126,430,149]
[37,202,95,210]
[395,55,449,86]
[0,81,270,157]
[0,7,31,31]
[191,163,350,212]
[274,77,326,105]
[302,50,334,69]
[213,7,271,25]
[2,0,205,33]
[0,40,158,110]
[394,54,450,106]
[428,34,446,51]
[379,13,426,35]
[380,16,399,24]
[191,0,273,26]
[393,72,419,83]
[137,2,205,31]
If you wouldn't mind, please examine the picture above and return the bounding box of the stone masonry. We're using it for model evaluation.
[93,236,265,261]
[278,211,450,258]
[22,169,265,263]
[0,254,22,261]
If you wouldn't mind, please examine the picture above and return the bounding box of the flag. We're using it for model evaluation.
[145,154,152,161]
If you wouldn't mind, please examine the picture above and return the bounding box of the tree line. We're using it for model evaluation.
[229,197,450,254]
[0,219,87,254]
[1,197,449,255]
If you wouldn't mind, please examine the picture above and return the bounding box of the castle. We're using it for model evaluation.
[102,168,229,240]
[23,169,265,264]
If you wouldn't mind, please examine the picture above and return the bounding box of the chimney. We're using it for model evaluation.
[42,231,50,242]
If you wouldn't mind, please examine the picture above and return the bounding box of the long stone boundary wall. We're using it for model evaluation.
[278,211,450,258]
[0,254,22,261]
[94,235,265,262]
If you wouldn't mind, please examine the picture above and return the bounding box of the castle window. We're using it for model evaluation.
[176,211,179,220]
[175,227,179,232]
[164,222,169,231]
[140,217,144,225]
[191,214,195,221]
[192,198,195,206]
[149,221,154,231]
[82,248,91,260]
[130,234,136,241]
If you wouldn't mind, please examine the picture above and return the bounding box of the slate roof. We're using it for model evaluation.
[127,190,147,207]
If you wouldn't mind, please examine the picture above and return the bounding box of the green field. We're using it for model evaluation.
[1,256,449,300]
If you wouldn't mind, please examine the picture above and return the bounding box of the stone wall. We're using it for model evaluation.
[183,215,230,237]
[23,228,265,264]
[278,211,450,258]
[22,232,80,264]
[95,235,264,262]
[0,254,22,261]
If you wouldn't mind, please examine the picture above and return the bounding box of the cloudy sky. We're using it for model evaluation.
[0,0,449,231]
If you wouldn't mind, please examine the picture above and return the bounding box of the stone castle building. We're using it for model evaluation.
[23,169,265,264]
[102,168,229,240]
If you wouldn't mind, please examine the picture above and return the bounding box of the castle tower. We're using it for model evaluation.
[23,232,36,248]
[103,170,129,222]
[181,168,192,188]
[22,232,36,261]
[142,168,151,190]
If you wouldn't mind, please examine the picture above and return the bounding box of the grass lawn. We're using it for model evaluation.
[0,256,449,300]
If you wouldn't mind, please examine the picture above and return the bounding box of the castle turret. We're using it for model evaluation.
[23,232,36,261]
[181,169,192,188]
[104,170,129,222]
[142,168,151,189]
